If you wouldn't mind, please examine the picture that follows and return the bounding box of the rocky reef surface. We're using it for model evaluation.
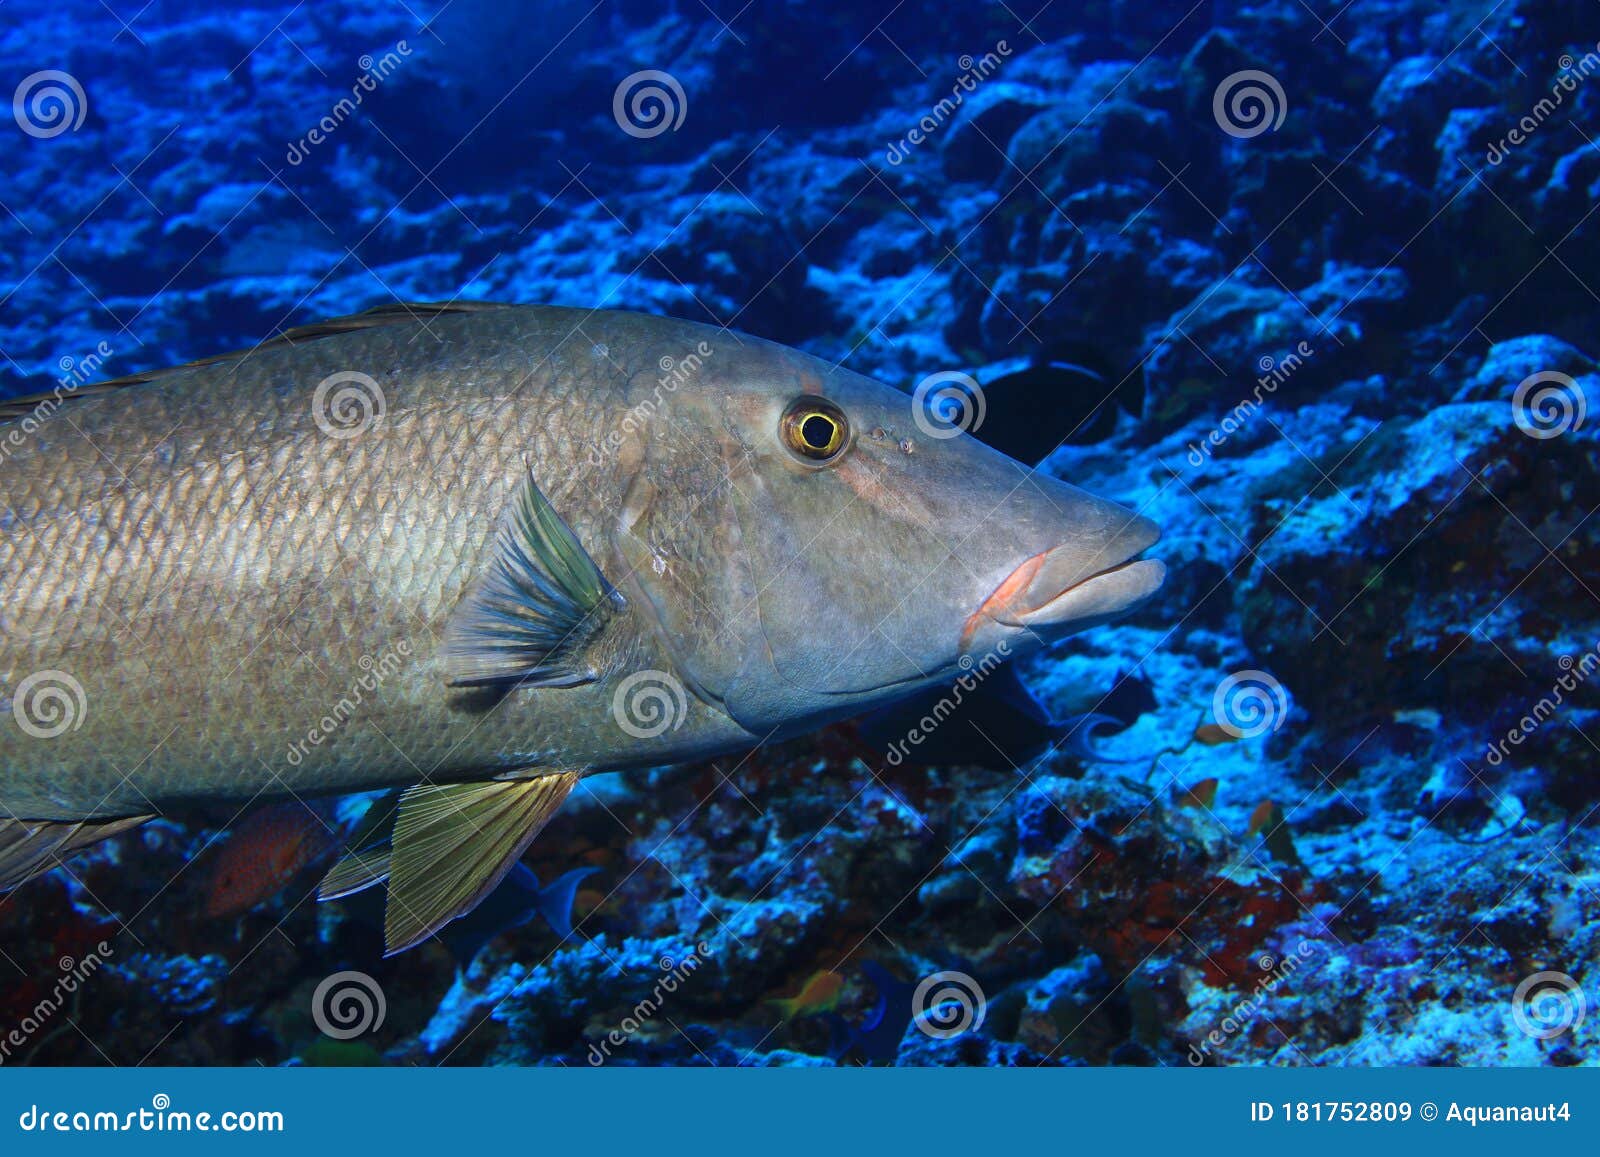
[0,0,1596,1066]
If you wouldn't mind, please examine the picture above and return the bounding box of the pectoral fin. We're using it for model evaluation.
[444,470,624,689]
[383,771,579,956]
[0,814,153,891]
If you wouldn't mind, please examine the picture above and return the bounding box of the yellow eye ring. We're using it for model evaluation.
[780,397,850,463]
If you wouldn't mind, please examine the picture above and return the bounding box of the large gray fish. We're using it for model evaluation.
[0,303,1164,953]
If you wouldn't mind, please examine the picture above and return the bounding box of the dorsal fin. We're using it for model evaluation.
[0,301,514,423]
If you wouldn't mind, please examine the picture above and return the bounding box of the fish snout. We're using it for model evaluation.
[961,512,1164,654]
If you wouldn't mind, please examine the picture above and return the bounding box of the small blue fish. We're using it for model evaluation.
[440,864,599,966]
[824,961,917,1064]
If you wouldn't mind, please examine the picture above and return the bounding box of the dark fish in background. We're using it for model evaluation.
[856,665,1158,771]
[857,661,1062,770]
[825,961,917,1064]
[1096,668,1157,729]
[959,343,1144,465]
[438,863,599,966]
[203,803,337,919]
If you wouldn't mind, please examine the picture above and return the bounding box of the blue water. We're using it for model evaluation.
[0,0,1597,1068]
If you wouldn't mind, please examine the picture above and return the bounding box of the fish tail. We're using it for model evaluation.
[533,866,599,940]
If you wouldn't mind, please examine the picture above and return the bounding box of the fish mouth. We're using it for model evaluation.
[960,516,1165,651]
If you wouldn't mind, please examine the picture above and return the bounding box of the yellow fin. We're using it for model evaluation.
[383,772,579,956]
[318,847,393,901]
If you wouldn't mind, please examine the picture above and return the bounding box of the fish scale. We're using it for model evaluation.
[0,307,702,818]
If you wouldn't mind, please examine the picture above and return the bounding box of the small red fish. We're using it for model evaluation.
[1193,723,1240,746]
[1175,777,1220,810]
[1246,799,1302,866]
[1246,799,1278,836]
[204,804,336,918]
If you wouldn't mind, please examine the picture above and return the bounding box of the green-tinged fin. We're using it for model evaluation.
[318,846,393,901]
[444,470,624,688]
[384,772,579,956]
[0,301,514,424]
[0,815,152,891]
[316,790,403,901]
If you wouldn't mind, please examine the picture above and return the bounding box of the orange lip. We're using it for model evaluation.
[959,549,1047,652]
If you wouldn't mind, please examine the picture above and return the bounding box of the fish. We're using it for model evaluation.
[0,302,1165,955]
[856,664,1158,772]
[1193,722,1241,746]
[824,960,917,1063]
[769,969,845,1020]
[203,803,337,918]
[438,863,599,965]
[1247,800,1302,867]
[855,659,1063,770]
[966,344,1143,464]
[1174,777,1220,810]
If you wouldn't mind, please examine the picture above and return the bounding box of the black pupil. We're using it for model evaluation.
[801,415,835,451]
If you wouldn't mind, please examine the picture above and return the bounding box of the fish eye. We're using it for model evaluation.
[780,397,850,464]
